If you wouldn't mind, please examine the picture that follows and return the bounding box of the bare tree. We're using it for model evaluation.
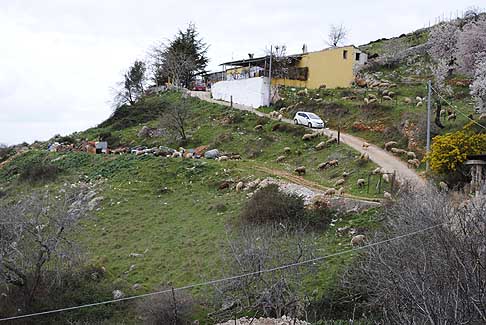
[327,24,348,47]
[160,100,190,143]
[0,187,90,311]
[348,186,486,324]
[212,225,317,321]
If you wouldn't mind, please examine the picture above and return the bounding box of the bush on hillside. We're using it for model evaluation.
[136,286,195,325]
[0,145,14,163]
[19,162,61,184]
[426,130,486,174]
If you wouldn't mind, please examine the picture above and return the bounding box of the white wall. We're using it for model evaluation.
[211,77,270,108]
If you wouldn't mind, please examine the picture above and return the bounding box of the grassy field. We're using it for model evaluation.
[0,91,383,322]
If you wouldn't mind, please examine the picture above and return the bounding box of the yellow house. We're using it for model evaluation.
[217,45,367,89]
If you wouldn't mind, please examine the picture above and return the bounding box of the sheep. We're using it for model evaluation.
[302,133,318,141]
[171,151,182,158]
[368,98,377,104]
[318,162,328,170]
[337,187,345,196]
[415,96,423,102]
[384,141,398,151]
[382,95,393,101]
[388,91,395,97]
[416,101,423,107]
[440,109,447,118]
[382,174,390,183]
[254,124,263,131]
[342,171,350,178]
[407,159,420,169]
[326,137,337,144]
[357,178,366,188]
[235,181,244,192]
[283,147,291,154]
[351,234,366,246]
[246,178,261,190]
[447,113,457,121]
[359,152,369,161]
[383,191,392,200]
[315,142,326,150]
[391,148,407,155]
[334,179,345,187]
[362,142,370,149]
[295,166,306,176]
[218,155,229,161]
[276,155,286,163]
[364,97,369,105]
[439,181,449,191]
[403,97,412,104]
[324,188,336,196]
[277,114,283,121]
[368,94,377,100]
[311,195,328,208]
[372,167,382,175]
[327,159,339,167]
[407,151,417,159]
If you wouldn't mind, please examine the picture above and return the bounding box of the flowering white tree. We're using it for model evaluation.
[427,21,460,70]
[432,59,453,95]
[457,17,486,75]
[470,54,486,114]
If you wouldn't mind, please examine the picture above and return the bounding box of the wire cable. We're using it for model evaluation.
[0,222,448,322]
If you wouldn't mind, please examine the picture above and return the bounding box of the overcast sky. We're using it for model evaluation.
[0,1,482,145]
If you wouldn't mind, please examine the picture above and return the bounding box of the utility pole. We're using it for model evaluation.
[426,80,432,172]
[268,45,273,106]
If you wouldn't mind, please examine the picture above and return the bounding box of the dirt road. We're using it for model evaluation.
[190,91,425,187]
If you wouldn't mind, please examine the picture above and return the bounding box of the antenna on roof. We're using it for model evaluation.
[302,44,308,53]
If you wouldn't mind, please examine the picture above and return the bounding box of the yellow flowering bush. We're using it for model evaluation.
[427,131,486,173]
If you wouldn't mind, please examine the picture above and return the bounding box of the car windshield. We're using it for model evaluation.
[307,113,320,120]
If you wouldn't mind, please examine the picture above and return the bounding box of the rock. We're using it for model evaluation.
[204,149,220,159]
[112,290,125,300]
[129,253,144,258]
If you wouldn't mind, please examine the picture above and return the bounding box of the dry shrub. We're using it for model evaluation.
[19,162,61,184]
[136,287,195,325]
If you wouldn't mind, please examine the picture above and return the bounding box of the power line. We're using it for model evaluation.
[0,222,447,322]
[430,85,486,131]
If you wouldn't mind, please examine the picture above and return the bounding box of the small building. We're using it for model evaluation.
[465,154,486,196]
[215,45,367,90]
[207,45,367,108]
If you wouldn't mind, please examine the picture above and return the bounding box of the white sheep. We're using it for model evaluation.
[235,182,244,192]
[342,171,350,178]
[334,178,345,187]
[324,188,336,196]
[439,181,449,191]
[359,152,369,161]
[337,187,345,196]
[382,95,393,101]
[415,96,423,102]
[351,234,366,246]
[362,142,370,149]
[384,141,398,151]
[382,174,390,183]
[357,179,366,188]
[283,147,291,154]
[295,166,306,176]
[276,155,286,163]
[315,142,326,150]
[277,114,283,121]
[364,97,369,105]
[326,137,337,144]
[407,159,420,169]
[416,101,423,107]
[218,155,229,161]
[254,124,263,131]
[407,151,417,159]
[384,191,392,200]
[372,167,382,175]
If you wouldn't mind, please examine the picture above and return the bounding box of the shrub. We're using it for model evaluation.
[0,145,13,163]
[241,184,304,224]
[19,162,61,184]
[426,130,486,174]
[271,123,306,136]
[136,286,195,325]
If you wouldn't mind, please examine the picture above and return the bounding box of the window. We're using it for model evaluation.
[343,50,348,59]
[355,52,361,61]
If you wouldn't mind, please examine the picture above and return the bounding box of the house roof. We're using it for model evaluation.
[219,45,364,67]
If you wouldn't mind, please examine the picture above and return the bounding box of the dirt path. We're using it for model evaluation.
[254,165,380,203]
[190,91,425,187]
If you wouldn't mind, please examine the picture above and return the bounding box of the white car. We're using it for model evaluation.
[293,111,325,128]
